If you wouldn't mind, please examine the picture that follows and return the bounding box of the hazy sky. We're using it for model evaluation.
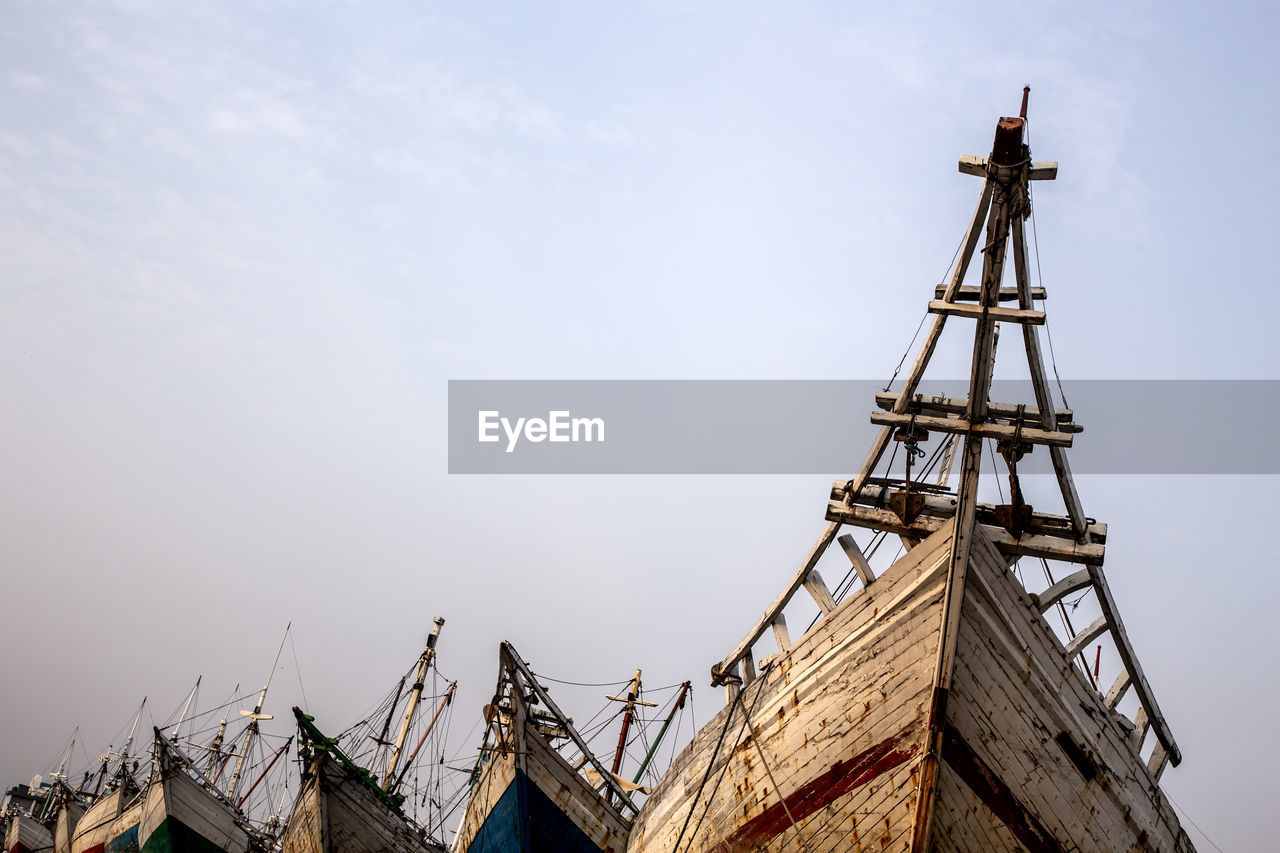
[3,2,1276,850]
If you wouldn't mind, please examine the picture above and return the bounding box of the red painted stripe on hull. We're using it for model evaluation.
[721,728,920,851]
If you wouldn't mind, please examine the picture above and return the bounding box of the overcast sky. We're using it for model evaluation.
[2,2,1276,850]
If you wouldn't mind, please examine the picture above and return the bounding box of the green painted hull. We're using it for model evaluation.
[138,817,230,853]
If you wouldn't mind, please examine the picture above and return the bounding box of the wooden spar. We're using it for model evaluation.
[367,675,407,773]
[390,681,457,794]
[201,683,238,777]
[384,616,445,789]
[1087,563,1182,765]
[913,113,1017,852]
[711,180,995,687]
[606,670,654,804]
[121,696,147,768]
[237,737,293,809]
[500,642,640,814]
[826,502,1107,565]
[933,284,1045,301]
[869,410,1074,447]
[631,682,692,785]
[926,300,1045,324]
[875,391,1075,425]
[228,624,290,800]
[170,678,201,743]
[1010,214,1089,540]
[958,154,1059,181]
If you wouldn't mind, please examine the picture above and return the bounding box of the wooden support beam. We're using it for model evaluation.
[830,481,1106,543]
[1087,564,1182,765]
[874,392,1075,426]
[928,300,1046,325]
[1131,707,1150,752]
[837,533,877,586]
[825,502,1107,566]
[958,154,1058,180]
[803,569,837,615]
[1147,742,1171,783]
[1104,670,1132,711]
[870,411,1075,447]
[1064,615,1108,659]
[741,650,756,686]
[770,614,791,652]
[933,284,1046,302]
[1031,569,1093,613]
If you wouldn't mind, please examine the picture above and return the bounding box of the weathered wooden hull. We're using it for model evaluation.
[454,721,631,853]
[5,814,53,853]
[629,525,1195,851]
[54,801,86,853]
[70,791,142,853]
[137,768,249,853]
[279,754,444,853]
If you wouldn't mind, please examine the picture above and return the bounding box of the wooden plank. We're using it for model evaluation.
[830,481,1106,543]
[933,284,1045,302]
[870,411,1075,447]
[803,569,837,615]
[1147,742,1170,783]
[958,154,1058,180]
[1086,564,1182,766]
[1030,569,1092,613]
[825,502,1107,566]
[1131,707,1150,751]
[1063,615,1108,659]
[837,533,876,586]
[875,391,1074,425]
[1104,670,1131,711]
[770,614,791,652]
[927,300,1046,325]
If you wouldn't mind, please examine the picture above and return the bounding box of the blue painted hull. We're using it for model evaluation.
[466,769,603,853]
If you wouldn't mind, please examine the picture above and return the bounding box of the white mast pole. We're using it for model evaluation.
[171,676,202,741]
[383,617,444,789]
[227,624,290,800]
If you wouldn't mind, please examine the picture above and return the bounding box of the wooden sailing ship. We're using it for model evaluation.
[451,642,647,853]
[280,617,454,853]
[628,93,1196,852]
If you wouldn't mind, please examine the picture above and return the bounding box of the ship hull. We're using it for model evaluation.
[455,725,630,853]
[54,802,86,853]
[70,791,142,853]
[137,768,249,853]
[279,754,444,853]
[629,524,1195,852]
[5,814,53,853]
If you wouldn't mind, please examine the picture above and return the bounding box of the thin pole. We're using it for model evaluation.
[391,681,457,793]
[384,617,445,788]
[237,737,292,809]
[171,676,202,741]
[632,681,691,784]
[228,624,290,800]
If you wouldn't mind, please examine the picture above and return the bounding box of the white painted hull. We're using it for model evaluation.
[137,766,250,853]
[279,754,444,853]
[5,814,53,853]
[629,525,1196,852]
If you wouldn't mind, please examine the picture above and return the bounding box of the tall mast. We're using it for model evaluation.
[605,670,656,804]
[205,683,239,776]
[227,624,290,800]
[51,727,78,784]
[120,697,147,772]
[171,676,202,741]
[383,616,444,788]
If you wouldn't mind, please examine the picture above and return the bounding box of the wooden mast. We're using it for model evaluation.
[383,616,445,790]
[227,624,290,800]
[604,670,656,805]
